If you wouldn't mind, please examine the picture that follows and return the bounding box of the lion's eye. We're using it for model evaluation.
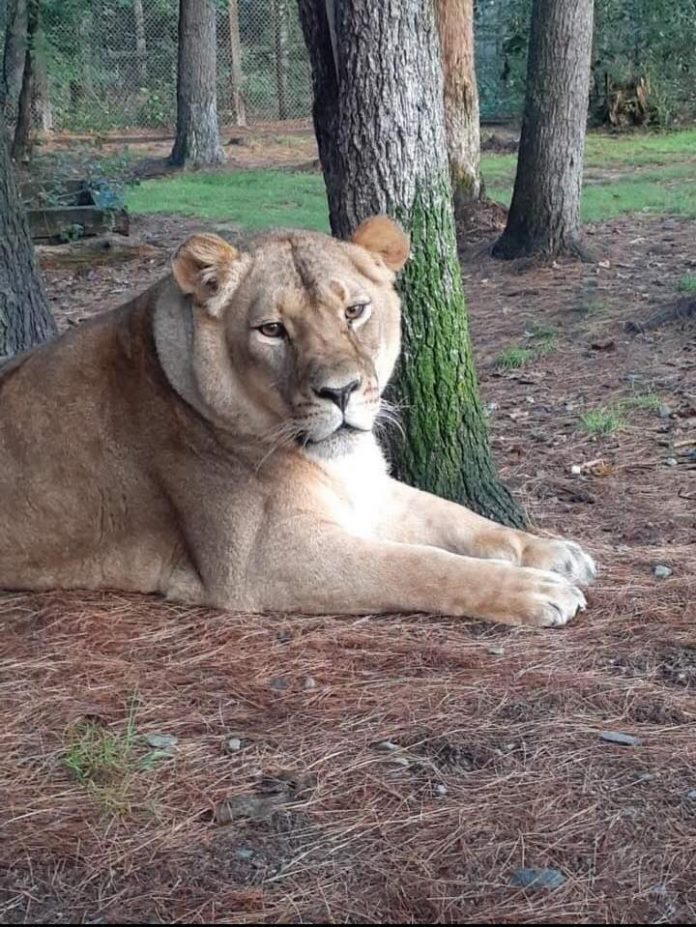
[345,303,370,323]
[258,322,286,339]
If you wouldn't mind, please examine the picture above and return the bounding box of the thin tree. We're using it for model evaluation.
[298,0,524,525]
[273,0,290,120]
[227,0,246,126]
[492,0,595,259]
[11,0,38,162]
[133,0,147,85]
[436,0,481,207]
[0,0,27,119]
[170,0,225,168]
[0,112,56,357]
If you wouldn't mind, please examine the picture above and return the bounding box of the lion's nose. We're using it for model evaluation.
[313,379,361,413]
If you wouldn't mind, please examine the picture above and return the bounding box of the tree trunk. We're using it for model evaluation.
[227,0,246,127]
[31,24,52,133]
[11,0,37,163]
[0,0,27,119]
[492,0,594,259]
[436,0,481,207]
[298,0,524,526]
[133,0,147,85]
[170,0,226,168]
[0,114,56,358]
[273,0,290,120]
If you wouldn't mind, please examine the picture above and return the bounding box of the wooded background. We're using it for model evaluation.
[1,0,694,133]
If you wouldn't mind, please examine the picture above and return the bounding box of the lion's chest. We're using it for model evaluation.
[315,439,388,539]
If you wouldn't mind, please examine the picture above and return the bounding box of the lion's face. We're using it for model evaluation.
[171,217,410,455]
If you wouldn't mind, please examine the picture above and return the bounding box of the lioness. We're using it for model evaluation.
[0,216,595,626]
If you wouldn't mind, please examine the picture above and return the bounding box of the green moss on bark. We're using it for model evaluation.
[391,180,525,527]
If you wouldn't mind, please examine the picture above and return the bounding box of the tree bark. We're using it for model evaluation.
[31,24,52,133]
[273,0,290,120]
[0,114,56,358]
[11,0,37,163]
[227,0,246,127]
[133,0,147,85]
[170,0,226,168]
[0,0,27,119]
[298,0,524,526]
[436,0,482,206]
[492,0,594,259]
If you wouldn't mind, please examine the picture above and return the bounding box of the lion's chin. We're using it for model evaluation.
[300,423,372,458]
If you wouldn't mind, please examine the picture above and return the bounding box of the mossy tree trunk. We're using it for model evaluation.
[492,0,594,259]
[436,0,482,207]
[0,113,56,357]
[297,0,524,526]
[170,0,226,168]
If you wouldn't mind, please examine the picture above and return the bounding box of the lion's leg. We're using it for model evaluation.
[247,525,586,628]
[377,479,597,587]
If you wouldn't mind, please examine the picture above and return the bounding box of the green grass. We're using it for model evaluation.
[125,129,696,232]
[620,392,661,411]
[580,407,624,435]
[580,392,662,435]
[63,695,170,815]
[495,346,535,370]
[127,169,330,232]
[526,324,558,354]
[677,273,696,293]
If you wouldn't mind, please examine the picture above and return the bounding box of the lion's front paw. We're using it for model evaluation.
[522,537,597,587]
[511,568,587,628]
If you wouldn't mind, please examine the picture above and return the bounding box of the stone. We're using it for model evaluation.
[658,405,671,419]
[304,677,318,690]
[511,868,566,890]
[236,848,255,861]
[599,731,641,747]
[226,737,242,754]
[487,644,505,656]
[145,733,178,750]
[375,741,400,752]
[434,784,448,797]
[665,457,678,467]
[653,564,672,579]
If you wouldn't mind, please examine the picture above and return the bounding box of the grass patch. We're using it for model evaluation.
[124,129,696,232]
[63,695,170,815]
[620,392,661,411]
[526,324,558,354]
[580,407,624,435]
[126,169,329,232]
[494,346,535,370]
[677,274,696,293]
[580,392,662,435]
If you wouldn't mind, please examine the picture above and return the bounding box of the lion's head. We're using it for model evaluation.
[163,216,410,457]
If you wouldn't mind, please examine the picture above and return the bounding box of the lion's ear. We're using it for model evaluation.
[172,233,248,317]
[351,216,410,273]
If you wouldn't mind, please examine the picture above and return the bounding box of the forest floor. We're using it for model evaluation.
[1,131,695,923]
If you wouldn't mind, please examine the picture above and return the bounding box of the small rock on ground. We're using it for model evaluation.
[226,737,242,753]
[511,868,566,890]
[653,564,672,579]
[600,731,642,747]
[145,733,178,750]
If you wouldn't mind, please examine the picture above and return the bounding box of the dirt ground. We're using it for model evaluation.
[1,198,695,923]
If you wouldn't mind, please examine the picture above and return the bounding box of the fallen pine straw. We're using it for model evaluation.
[0,543,695,924]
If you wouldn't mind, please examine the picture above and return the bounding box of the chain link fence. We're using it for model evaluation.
[4,0,520,136]
[4,0,691,136]
[31,0,312,133]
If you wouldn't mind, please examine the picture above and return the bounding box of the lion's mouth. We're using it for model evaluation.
[299,422,370,447]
